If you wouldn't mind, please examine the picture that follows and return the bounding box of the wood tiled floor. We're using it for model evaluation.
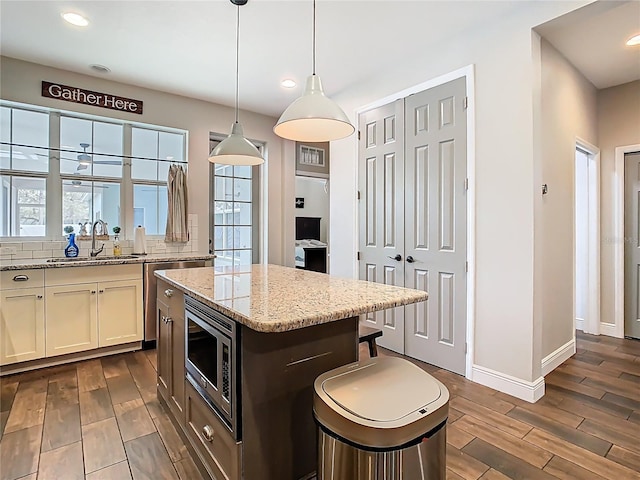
[1,331,639,480]
[0,350,202,480]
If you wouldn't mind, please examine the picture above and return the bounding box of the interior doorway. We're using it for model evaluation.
[574,140,600,336]
[624,151,640,339]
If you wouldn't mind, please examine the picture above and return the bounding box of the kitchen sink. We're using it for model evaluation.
[46,255,141,262]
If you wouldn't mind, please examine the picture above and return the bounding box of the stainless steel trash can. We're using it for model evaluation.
[313,356,449,480]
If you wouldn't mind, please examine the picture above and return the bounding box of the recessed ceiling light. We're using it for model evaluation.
[62,12,89,27]
[281,79,297,89]
[627,34,640,46]
[90,64,111,74]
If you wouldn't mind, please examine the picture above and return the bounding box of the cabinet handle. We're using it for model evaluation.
[99,290,104,293]
[202,425,215,442]
[164,289,173,298]
[37,295,43,299]
[165,317,173,324]
[13,275,28,282]
[91,290,96,294]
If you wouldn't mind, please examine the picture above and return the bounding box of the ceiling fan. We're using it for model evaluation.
[72,143,121,171]
[67,179,109,189]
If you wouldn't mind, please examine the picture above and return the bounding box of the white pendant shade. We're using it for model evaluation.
[274,75,354,142]
[209,122,264,165]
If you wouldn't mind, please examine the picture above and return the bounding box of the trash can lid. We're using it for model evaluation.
[313,356,449,449]
[322,357,442,422]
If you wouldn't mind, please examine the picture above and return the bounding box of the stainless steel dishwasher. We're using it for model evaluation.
[143,260,208,348]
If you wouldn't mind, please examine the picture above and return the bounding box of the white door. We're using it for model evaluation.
[404,78,467,375]
[358,99,406,351]
[625,152,640,339]
[46,283,98,356]
[98,279,143,346]
[358,78,468,374]
[0,288,45,365]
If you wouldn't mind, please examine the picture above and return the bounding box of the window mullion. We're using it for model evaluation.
[47,112,61,239]
[123,124,133,240]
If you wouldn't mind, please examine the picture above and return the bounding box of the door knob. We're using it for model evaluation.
[387,254,402,261]
[406,256,415,263]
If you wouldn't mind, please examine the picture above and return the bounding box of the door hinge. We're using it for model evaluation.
[357,190,361,200]
[357,251,361,261]
[464,178,469,191]
[465,261,468,272]
[465,342,468,354]
[358,130,361,141]
[463,96,468,110]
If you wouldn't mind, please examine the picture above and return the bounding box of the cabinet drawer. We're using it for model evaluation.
[157,281,184,318]
[46,264,142,286]
[1,269,44,290]
[185,381,241,480]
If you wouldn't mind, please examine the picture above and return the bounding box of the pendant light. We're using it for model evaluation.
[274,0,354,142]
[209,0,264,165]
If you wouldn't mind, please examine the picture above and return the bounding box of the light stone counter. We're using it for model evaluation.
[155,264,428,333]
[0,253,216,271]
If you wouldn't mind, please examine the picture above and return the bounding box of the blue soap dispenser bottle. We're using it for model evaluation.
[65,232,79,258]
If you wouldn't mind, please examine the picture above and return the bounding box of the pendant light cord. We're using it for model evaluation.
[235,4,240,123]
[312,0,316,75]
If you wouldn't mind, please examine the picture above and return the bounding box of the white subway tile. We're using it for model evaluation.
[2,243,23,250]
[22,242,43,251]
[12,251,33,259]
[32,250,54,259]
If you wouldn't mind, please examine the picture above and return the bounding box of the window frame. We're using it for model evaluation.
[209,135,263,265]
[0,100,188,241]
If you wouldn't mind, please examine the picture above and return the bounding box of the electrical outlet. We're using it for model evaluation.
[0,247,17,255]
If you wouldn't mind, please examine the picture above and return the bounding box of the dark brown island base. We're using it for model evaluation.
[155,264,427,480]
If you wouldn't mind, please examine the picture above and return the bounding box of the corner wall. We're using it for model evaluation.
[537,39,597,362]
[0,56,292,265]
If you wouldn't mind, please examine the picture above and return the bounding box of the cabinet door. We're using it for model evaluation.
[0,288,45,365]
[45,283,98,357]
[98,279,143,347]
[157,299,171,403]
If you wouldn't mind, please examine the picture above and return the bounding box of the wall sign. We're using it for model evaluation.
[41,81,143,114]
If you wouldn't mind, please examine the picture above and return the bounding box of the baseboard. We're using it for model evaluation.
[600,322,622,338]
[541,338,575,376]
[0,342,141,376]
[471,364,545,403]
[575,317,584,331]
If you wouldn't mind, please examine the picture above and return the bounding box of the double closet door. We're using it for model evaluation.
[358,77,467,375]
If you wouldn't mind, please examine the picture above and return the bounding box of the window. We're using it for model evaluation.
[0,101,187,239]
[0,106,49,236]
[60,116,123,234]
[131,127,183,235]
[210,138,259,266]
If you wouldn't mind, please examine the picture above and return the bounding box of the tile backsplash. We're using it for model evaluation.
[0,214,200,260]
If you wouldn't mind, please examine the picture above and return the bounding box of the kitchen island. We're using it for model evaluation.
[155,264,427,480]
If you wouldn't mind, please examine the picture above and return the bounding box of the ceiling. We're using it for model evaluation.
[1,1,638,118]
[535,0,640,89]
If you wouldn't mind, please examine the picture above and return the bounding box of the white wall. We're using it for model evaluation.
[295,176,329,243]
[538,39,597,360]
[0,56,294,265]
[598,80,640,332]
[329,1,591,390]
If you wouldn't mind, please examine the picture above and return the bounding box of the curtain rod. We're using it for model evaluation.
[0,142,188,165]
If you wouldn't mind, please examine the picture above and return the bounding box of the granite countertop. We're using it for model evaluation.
[155,264,428,333]
[0,253,216,271]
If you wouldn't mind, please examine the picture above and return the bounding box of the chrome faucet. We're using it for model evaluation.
[90,219,107,257]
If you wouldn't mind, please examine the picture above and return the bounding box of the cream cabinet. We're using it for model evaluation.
[0,284,45,365]
[45,283,98,357]
[45,265,143,357]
